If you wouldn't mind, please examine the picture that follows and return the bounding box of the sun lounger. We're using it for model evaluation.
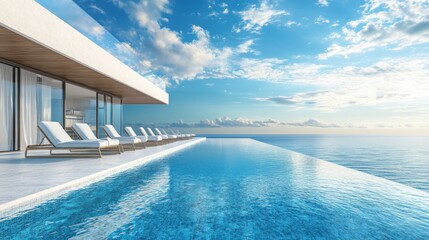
[147,127,172,143]
[168,129,189,139]
[176,129,195,138]
[138,127,163,143]
[156,128,177,141]
[124,126,161,146]
[103,125,145,150]
[72,123,121,151]
[160,128,178,139]
[25,121,120,158]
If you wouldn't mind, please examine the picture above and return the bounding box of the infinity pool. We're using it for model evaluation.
[1,139,428,239]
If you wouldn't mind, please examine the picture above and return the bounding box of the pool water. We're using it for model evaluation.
[1,139,428,239]
[203,134,429,192]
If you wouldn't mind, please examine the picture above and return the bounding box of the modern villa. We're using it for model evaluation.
[0,0,168,153]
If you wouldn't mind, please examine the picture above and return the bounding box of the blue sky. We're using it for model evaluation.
[37,0,429,134]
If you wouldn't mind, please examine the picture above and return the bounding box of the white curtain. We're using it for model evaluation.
[20,71,56,148]
[39,78,52,122]
[0,64,14,151]
[20,69,38,148]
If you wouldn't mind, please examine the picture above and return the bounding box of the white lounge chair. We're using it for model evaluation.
[174,129,195,138]
[147,127,172,143]
[176,129,195,137]
[137,127,164,145]
[165,128,183,139]
[124,126,159,146]
[156,128,177,141]
[168,129,189,139]
[25,121,120,158]
[139,127,163,142]
[72,123,121,152]
[103,125,144,150]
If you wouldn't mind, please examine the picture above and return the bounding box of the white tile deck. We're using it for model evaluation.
[0,138,205,214]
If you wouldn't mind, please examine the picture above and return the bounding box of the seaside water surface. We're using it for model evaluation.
[202,135,429,192]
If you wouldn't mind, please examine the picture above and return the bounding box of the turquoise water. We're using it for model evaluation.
[1,139,428,239]
[204,135,429,192]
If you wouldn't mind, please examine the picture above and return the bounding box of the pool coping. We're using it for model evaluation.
[0,137,206,219]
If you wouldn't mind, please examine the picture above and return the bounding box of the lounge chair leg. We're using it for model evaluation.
[98,148,102,158]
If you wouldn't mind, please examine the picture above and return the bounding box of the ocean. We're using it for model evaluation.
[201,134,429,192]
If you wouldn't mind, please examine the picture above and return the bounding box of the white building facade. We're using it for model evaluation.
[0,0,168,151]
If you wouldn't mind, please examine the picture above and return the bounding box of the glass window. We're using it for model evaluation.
[97,94,105,138]
[105,95,112,125]
[65,83,96,139]
[20,69,64,148]
[0,63,14,151]
[112,97,122,135]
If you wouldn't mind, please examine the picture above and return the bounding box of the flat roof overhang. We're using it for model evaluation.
[0,0,168,104]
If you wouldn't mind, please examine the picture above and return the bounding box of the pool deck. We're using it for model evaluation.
[0,138,205,215]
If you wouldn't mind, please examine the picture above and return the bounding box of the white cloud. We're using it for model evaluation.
[315,16,330,24]
[328,32,341,39]
[208,11,219,17]
[89,4,105,14]
[111,0,237,81]
[317,0,329,7]
[131,116,429,129]
[319,0,429,59]
[222,8,229,14]
[286,119,341,128]
[255,57,429,111]
[233,59,324,83]
[233,58,287,81]
[167,117,342,128]
[168,117,278,128]
[235,1,289,33]
[285,20,301,27]
[237,40,255,53]
[115,42,138,56]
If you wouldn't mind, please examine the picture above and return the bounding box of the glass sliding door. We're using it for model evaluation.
[97,94,115,137]
[20,69,64,149]
[112,97,122,135]
[65,84,96,139]
[0,63,15,151]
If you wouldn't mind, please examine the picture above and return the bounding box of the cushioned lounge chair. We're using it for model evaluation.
[147,127,172,143]
[25,121,120,158]
[176,129,195,138]
[156,128,177,141]
[168,129,189,139]
[72,123,122,152]
[160,128,178,140]
[139,127,166,145]
[123,126,161,146]
[103,125,144,150]
[139,127,163,142]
